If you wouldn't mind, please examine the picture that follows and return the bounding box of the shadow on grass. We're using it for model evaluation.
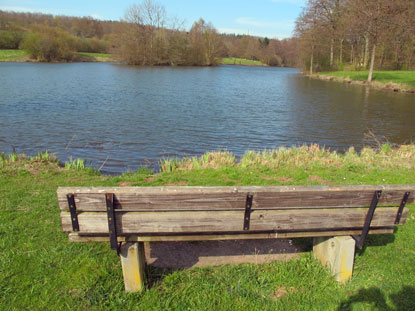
[145,265,174,289]
[147,238,301,269]
[355,233,395,256]
[144,238,303,289]
[338,286,415,311]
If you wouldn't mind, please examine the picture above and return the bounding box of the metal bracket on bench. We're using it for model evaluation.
[395,192,410,225]
[243,194,253,231]
[67,194,79,232]
[106,193,121,255]
[353,190,382,249]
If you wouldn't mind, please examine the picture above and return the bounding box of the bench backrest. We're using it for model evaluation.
[58,185,414,239]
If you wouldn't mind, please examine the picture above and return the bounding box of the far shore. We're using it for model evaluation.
[0,49,273,67]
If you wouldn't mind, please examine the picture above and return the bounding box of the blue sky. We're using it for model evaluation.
[0,0,306,39]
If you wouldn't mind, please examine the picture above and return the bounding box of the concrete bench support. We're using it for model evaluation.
[120,242,146,292]
[313,236,355,283]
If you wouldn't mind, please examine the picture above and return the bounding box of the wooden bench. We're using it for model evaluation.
[57,185,414,292]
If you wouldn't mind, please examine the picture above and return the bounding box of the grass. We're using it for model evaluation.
[64,157,87,170]
[1,145,415,310]
[159,151,236,172]
[0,49,112,62]
[76,52,111,59]
[319,70,415,89]
[221,57,267,66]
[0,49,28,61]
[159,144,415,173]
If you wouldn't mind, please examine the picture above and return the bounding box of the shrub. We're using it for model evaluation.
[267,55,282,66]
[74,37,109,53]
[0,30,25,49]
[21,25,76,62]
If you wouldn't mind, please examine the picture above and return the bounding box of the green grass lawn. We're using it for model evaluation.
[319,70,415,88]
[1,146,415,310]
[0,50,112,62]
[76,52,111,59]
[0,49,28,61]
[221,57,266,66]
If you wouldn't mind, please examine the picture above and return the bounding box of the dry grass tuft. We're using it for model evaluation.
[159,151,235,172]
[159,144,415,172]
[271,286,296,300]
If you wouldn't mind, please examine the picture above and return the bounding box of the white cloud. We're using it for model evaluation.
[1,6,44,13]
[235,17,294,31]
[270,0,306,5]
[91,13,104,20]
[0,6,62,15]
[217,27,291,40]
[0,6,108,20]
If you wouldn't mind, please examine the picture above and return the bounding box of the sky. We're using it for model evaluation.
[0,0,306,39]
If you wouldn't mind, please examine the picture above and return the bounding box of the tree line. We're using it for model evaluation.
[295,0,415,80]
[0,0,298,66]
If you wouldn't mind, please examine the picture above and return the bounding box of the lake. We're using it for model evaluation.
[1,63,414,174]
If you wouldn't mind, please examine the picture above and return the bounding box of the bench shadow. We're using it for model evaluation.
[144,238,302,289]
[146,238,301,269]
[356,233,395,256]
[338,286,415,311]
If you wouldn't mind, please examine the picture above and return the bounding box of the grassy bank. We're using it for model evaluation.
[75,52,114,62]
[316,70,415,93]
[1,146,415,310]
[0,49,29,61]
[0,49,113,62]
[1,50,263,65]
[221,57,267,66]
[77,52,111,58]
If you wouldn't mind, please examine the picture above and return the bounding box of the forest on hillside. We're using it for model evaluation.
[0,0,298,66]
[295,0,415,79]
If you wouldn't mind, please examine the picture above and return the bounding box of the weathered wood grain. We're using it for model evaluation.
[252,190,413,209]
[57,192,246,211]
[57,186,415,212]
[60,207,408,234]
[68,228,395,242]
[57,185,415,196]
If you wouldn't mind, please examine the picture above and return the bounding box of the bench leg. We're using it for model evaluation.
[120,242,146,292]
[313,236,355,283]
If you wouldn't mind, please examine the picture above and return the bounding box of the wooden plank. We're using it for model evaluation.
[57,192,246,212]
[57,185,415,196]
[60,207,408,234]
[253,190,413,209]
[68,228,395,242]
[57,186,415,212]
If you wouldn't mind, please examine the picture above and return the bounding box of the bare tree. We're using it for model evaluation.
[346,0,404,81]
[295,0,414,74]
[295,4,325,74]
[312,0,346,67]
[188,18,222,66]
[122,0,166,65]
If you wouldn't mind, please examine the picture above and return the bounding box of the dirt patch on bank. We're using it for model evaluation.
[308,175,334,185]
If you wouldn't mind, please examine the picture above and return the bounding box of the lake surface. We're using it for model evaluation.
[1,63,414,174]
